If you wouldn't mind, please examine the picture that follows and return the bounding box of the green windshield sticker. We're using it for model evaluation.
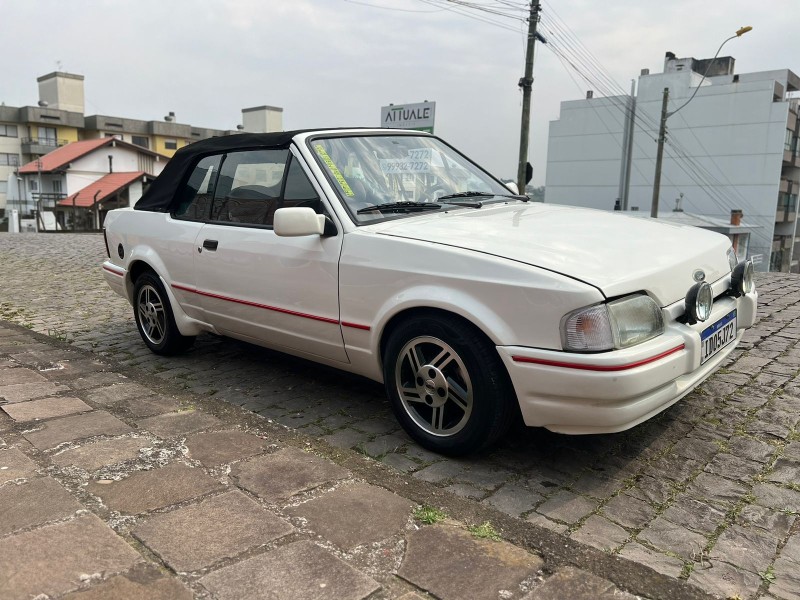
[315,144,355,196]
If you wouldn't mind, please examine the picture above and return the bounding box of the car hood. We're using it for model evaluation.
[370,202,732,306]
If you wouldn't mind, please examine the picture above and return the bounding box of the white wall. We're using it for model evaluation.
[546,70,793,270]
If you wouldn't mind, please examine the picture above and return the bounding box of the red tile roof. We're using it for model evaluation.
[58,172,147,208]
[18,138,113,173]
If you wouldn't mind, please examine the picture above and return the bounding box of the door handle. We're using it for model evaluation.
[202,239,219,251]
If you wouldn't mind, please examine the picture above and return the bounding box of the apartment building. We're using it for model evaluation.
[1,71,283,221]
[545,54,800,273]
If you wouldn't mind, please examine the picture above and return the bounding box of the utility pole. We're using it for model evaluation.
[619,79,636,211]
[650,87,669,218]
[516,0,541,195]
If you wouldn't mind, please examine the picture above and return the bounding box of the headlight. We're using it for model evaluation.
[685,282,713,323]
[561,294,664,352]
[731,260,754,296]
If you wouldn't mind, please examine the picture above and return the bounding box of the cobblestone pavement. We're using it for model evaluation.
[1,232,800,599]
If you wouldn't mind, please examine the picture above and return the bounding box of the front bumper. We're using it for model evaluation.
[498,289,757,434]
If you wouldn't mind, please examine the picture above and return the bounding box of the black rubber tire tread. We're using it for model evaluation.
[383,313,516,456]
[132,271,195,356]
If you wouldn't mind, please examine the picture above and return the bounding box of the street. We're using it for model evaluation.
[1,232,799,599]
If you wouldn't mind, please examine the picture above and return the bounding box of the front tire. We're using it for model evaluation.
[383,314,516,456]
[133,271,195,355]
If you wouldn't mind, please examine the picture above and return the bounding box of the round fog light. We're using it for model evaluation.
[731,260,754,296]
[686,281,713,323]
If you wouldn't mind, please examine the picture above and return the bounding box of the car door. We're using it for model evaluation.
[161,153,223,322]
[193,147,348,362]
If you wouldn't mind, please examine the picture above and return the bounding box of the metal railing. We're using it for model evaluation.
[21,137,69,148]
[33,192,67,209]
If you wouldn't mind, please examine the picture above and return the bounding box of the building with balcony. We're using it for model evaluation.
[12,136,168,231]
[1,71,284,221]
[545,54,800,273]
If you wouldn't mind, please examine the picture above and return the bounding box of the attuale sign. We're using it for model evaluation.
[381,101,436,133]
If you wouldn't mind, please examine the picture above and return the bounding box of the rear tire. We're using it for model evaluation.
[132,271,195,355]
[383,314,516,456]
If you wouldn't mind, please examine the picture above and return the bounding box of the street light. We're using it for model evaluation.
[650,26,752,217]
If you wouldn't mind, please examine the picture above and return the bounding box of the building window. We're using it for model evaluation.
[0,182,7,194]
[132,135,149,149]
[53,180,62,194]
[0,153,20,166]
[38,126,57,145]
[30,180,38,191]
[164,139,178,150]
[0,124,18,137]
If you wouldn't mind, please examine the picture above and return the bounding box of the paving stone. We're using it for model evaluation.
[753,483,800,512]
[50,437,151,471]
[768,457,800,484]
[671,436,720,463]
[0,381,68,403]
[569,470,626,500]
[398,525,542,600]
[0,367,47,385]
[535,490,597,524]
[711,523,779,574]
[727,435,776,463]
[661,496,727,536]
[481,483,543,517]
[119,395,181,417]
[601,493,655,529]
[618,542,684,578]
[61,566,193,600]
[524,511,569,534]
[361,433,410,457]
[232,446,350,502]
[88,462,225,515]
[23,410,132,450]
[199,540,379,600]
[320,428,371,449]
[185,430,267,466]
[287,482,412,550]
[379,452,419,473]
[705,452,765,482]
[771,554,800,600]
[0,447,39,483]
[686,471,749,509]
[85,382,155,405]
[688,559,763,600]
[413,460,467,484]
[0,476,84,536]
[643,453,703,483]
[627,474,675,506]
[0,514,141,600]
[66,372,127,390]
[783,441,800,462]
[523,566,638,600]
[570,515,629,552]
[637,516,708,560]
[737,504,796,538]
[134,490,293,571]
[445,483,485,499]
[137,410,222,438]
[2,396,92,422]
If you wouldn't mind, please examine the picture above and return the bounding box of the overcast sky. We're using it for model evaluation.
[2,0,797,186]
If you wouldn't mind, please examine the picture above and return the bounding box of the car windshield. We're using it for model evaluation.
[309,134,512,223]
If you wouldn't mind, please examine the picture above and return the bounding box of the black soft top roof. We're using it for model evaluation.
[134,128,356,212]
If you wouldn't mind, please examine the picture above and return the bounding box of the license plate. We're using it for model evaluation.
[700,309,737,364]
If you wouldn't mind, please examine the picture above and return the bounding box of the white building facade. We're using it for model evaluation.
[545,55,800,272]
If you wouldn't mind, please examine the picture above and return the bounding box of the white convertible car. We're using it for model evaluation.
[102,128,757,455]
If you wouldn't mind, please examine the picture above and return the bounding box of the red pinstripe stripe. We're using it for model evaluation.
[103,265,125,277]
[511,344,686,372]
[171,283,370,331]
